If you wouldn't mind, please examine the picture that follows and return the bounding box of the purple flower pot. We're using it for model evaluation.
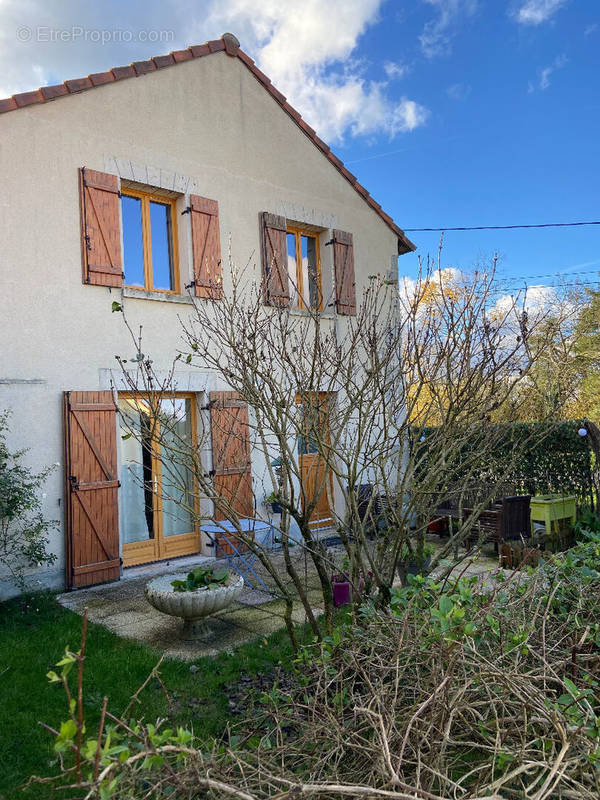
[332,577,351,608]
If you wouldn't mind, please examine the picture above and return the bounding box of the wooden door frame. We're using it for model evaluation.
[119,392,201,567]
[296,391,334,529]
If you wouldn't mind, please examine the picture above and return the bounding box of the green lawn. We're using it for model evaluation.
[0,592,300,800]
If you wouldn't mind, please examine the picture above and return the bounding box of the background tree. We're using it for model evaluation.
[569,286,600,420]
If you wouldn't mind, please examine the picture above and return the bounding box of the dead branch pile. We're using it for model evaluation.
[38,541,600,799]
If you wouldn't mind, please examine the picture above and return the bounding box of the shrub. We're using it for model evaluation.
[36,535,600,799]
[0,411,57,589]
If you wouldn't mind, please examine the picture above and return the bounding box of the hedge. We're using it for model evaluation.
[414,419,598,506]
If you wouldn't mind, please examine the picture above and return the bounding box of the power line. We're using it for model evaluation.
[489,281,599,293]
[404,221,600,232]
[495,268,600,281]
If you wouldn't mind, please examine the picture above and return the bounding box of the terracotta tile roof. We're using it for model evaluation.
[0,32,415,254]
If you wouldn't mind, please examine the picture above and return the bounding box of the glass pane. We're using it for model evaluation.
[286,232,298,307]
[121,195,145,287]
[297,399,322,454]
[149,201,174,290]
[119,399,154,544]
[301,235,319,309]
[158,398,195,537]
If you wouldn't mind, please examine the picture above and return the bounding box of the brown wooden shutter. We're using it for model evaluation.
[190,194,223,299]
[209,391,254,554]
[260,212,290,306]
[64,391,120,589]
[333,229,356,316]
[79,168,123,288]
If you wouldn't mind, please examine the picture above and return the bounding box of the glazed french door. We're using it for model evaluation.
[297,392,334,530]
[119,394,200,566]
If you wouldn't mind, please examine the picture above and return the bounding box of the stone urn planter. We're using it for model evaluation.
[145,572,244,639]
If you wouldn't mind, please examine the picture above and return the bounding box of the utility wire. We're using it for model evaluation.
[404,221,600,232]
[495,268,600,281]
[488,281,599,293]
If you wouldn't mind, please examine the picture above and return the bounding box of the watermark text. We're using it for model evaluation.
[16,26,175,45]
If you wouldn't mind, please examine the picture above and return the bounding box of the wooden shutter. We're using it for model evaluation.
[260,212,290,307]
[209,392,254,554]
[79,168,123,288]
[190,194,223,299]
[333,229,356,316]
[64,391,120,589]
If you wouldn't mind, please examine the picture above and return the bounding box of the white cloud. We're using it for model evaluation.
[492,285,557,320]
[0,0,428,144]
[512,0,568,26]
[528,53,567,91]
[384,60,409,80]
[487,284,560,350]
[419,0,478,59]
[203,0,428,142]
[584,23,598,36]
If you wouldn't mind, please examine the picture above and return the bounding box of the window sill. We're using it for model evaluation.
[123,287,193,305]
[289,307,336,320]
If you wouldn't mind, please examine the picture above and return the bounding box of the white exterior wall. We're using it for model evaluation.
[0,51,400,597]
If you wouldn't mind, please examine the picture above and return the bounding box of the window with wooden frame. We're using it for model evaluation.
[118,393,200,566]
[120,188,179,293]
[286,226,322,310]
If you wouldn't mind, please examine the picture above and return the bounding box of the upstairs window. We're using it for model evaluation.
[121,188,179,292]
[286,226,322,310]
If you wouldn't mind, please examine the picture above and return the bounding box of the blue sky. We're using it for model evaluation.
[337,1,600,296]
[1,0,597,294]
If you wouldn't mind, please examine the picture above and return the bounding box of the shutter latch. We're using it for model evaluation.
[181,206,192,215]
[324,239,334,246]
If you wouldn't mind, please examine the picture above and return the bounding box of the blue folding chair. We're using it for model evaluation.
[200,519,274,591]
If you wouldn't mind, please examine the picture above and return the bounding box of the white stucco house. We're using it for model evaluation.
[0,33,415,598]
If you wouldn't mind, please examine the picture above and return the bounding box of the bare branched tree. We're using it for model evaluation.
[114,245,572,639]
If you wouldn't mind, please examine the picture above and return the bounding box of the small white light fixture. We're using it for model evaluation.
[578,427,588,437]
[419,435,426,442]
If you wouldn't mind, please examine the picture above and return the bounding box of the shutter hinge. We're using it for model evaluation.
[84,234,92,250]
[181,206,192,216]
[209,469,216,477]
[117,191,123,198]
[69,475,79,490]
